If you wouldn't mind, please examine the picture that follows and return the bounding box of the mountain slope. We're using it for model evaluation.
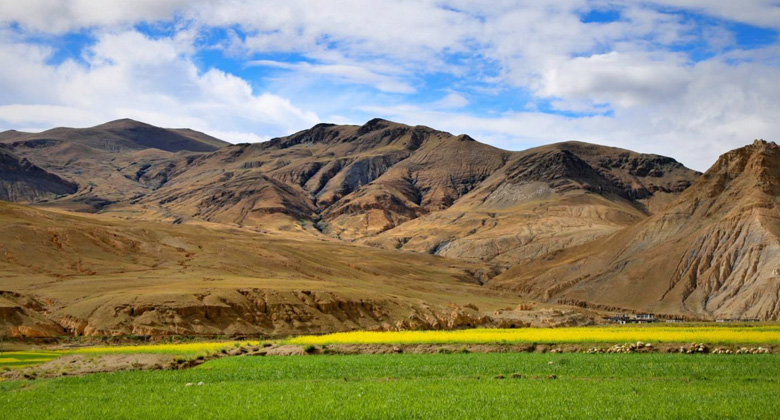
[0,200,595,337]
[0,148,78,202]
[491,140,780,321]
[134,120,697,261]
[136,119,511,234]
[0,118,699,266]
[363,141,698,265]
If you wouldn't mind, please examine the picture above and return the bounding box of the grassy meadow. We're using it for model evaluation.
[1,352,779,419]
[1,325,778,418]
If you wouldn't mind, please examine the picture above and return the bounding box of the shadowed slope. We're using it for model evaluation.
[0,148,78,202]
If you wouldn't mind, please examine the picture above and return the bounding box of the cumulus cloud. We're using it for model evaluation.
[433,92,470,109]
[0,29,319,140]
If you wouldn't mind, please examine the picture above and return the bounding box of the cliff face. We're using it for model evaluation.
[492,140,780,321]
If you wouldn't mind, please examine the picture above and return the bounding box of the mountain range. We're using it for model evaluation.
[0,118,777,337]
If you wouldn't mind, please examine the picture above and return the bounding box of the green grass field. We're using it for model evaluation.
[0,352,60,370]
[2,352,778,419]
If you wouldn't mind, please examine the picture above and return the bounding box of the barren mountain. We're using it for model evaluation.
[0,118,698,267]
[128,120,696,267]
[363,141,698,265]
[0,148,78,202]
[491,140,780,321]
[0,119,228,153]
[135,119,511,235]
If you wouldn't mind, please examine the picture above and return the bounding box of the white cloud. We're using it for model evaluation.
[0,30,319,140]
[538,51,693,109]
[642,0,780,29]
[248,60,415,94]
[0,0,190,34]
[433,92,470,109]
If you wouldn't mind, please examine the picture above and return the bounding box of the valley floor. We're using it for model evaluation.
[1,352,779,419]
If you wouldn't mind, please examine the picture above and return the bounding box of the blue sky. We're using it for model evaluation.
[1,1,779,170]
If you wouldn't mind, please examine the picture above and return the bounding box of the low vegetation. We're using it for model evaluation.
[1,352,779,419]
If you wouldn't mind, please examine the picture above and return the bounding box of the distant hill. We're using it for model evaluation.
[0,118,228,153]
[0,119,229,211]
[2,117,779,337]
[132,119,698,268]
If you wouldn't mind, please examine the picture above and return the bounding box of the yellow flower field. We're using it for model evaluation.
[287,325,780,345]
[64,340,261,355]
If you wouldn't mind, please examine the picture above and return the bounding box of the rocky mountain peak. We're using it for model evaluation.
[357,118,396,135]
[693,139,780,200]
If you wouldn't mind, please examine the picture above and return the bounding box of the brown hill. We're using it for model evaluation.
[491,140,780,321]
[134,119,510,235]
[363,141,698,265]
[0,118,698,268]
[0,120,229,211]
[0,201,600,338]
[0,148,78,202]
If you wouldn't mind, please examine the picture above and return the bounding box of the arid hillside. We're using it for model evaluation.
[492,140,780,321]
[363,141,697,265]
[0,201,604,338]
[21,119,780,337]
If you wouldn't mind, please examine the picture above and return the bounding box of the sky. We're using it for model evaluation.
[1,1,779,171]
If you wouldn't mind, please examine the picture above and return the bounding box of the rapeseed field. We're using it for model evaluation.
[288,325,780,345]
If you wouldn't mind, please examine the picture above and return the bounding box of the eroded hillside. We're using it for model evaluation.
[492,140,780,321]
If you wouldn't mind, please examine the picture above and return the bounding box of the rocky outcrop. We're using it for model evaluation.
[0,292,65,338]
[4,289,524,338]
